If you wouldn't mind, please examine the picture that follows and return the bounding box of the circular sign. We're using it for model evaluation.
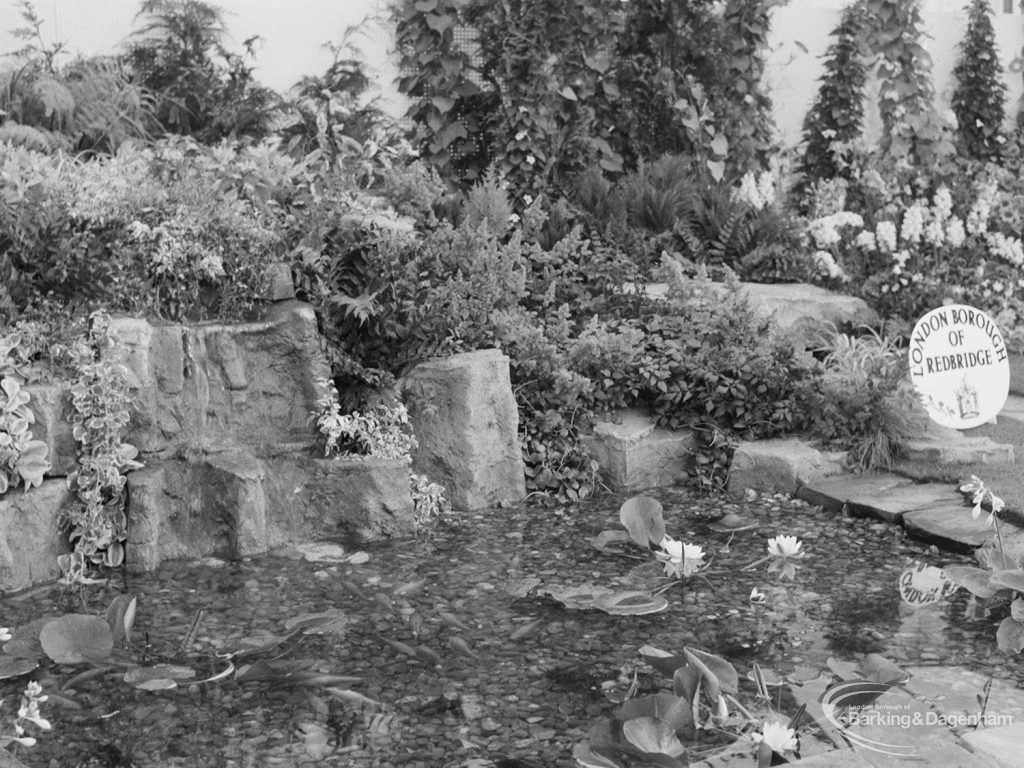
[907,304,1009,429]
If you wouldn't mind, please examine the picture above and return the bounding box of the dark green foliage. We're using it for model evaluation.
[124,0,279,142]
[797,3,870,190]
[952,0,1006,162]
[806,329,920,472]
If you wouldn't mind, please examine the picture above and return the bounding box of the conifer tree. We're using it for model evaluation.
[951,0,1006,161]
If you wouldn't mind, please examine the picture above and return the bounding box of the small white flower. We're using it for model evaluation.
[0,627,11,643]
[525,155,536,166]
[658,536,705,578]
[523,194,534,206]
[749,587,767,605]
[515,130,527,141]
[753,719,799,753]
[767,535,805,580]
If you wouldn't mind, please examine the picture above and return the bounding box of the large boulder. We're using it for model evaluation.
[0,480,72,593]
[636,281,879,350]
[405,349,526,510]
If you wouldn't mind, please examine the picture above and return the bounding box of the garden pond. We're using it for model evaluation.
[1,487,1022,768]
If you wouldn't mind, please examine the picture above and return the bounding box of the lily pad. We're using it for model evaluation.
[0,655,39,680]
[548,585,668,616]
[619,497,665,549]
[124,665,196,690]
[942,565,997,598]
[39,614,113,664]
[2,616,58,660]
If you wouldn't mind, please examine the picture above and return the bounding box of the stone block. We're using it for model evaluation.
[728,438,847,494]
[25,381,77,477]
[0,479,72,593]
[583,410,694,491]
[264,263,296,302]
[125,467,167,572]
[405,349,525,510]
[204,452,267,557]
[263,452,415,543]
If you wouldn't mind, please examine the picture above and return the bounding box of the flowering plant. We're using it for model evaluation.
[311,382,417,461]
[656,535,706,579]
[0,680,50,749]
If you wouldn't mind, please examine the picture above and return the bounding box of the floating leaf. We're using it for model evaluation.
[236,658,314,683]
[684,647,738,695]
[124,665,196,690]
[195,661,234,684]
[622,717,685,757]
[0,656,38,680]
[572,742,622,768]
[943,565,999,598]
[997,617,1024,653]
[639,646,688,677]
[39,615,113,664]
[619,497,665,548]
[548,585,667,615]
[2,617,54,660]
[325,687,381,708]
[989,569,1024,594]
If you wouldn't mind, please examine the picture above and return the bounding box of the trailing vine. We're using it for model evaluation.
[952,0,1007,162]
[861,0,952,165]
[63,311,142,569]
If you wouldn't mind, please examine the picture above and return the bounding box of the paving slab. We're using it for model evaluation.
[901,503,995,551]
[844,482,959,523]
[796,473,911,513]
[903,666,1024,725]
[904,425,1014,466]
[960,723,1024,768]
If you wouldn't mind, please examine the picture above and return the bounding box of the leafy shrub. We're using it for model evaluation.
[647,262,814,491]
[806,327,919,471]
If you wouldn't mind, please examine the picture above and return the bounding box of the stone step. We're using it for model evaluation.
[904,424,1014,466]
[901,504,997,552]
[728,437,847,495]
[796,475,953,523]
[581,409,695,492]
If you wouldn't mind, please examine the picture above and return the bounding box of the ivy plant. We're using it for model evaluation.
[0,333,50,495]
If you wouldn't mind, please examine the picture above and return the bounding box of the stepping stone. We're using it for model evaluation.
[904,424,1014,467]
[961,723,1024,768]
[903,666,1024,726]
[729,438,847,494]
[902,503,995,551]
[796,473,911,514]
[844,483,959,524]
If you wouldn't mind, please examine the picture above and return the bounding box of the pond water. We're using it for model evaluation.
[1,487,1021,768]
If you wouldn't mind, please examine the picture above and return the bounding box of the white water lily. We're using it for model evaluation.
[753,719,798,753]
[659,536,705,578]
[767,535,805,580]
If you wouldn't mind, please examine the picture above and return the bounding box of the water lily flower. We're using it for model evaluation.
[767,535,805,580]
[753,719,798,753]
[658,536,705,578]
[749,587,767,605]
